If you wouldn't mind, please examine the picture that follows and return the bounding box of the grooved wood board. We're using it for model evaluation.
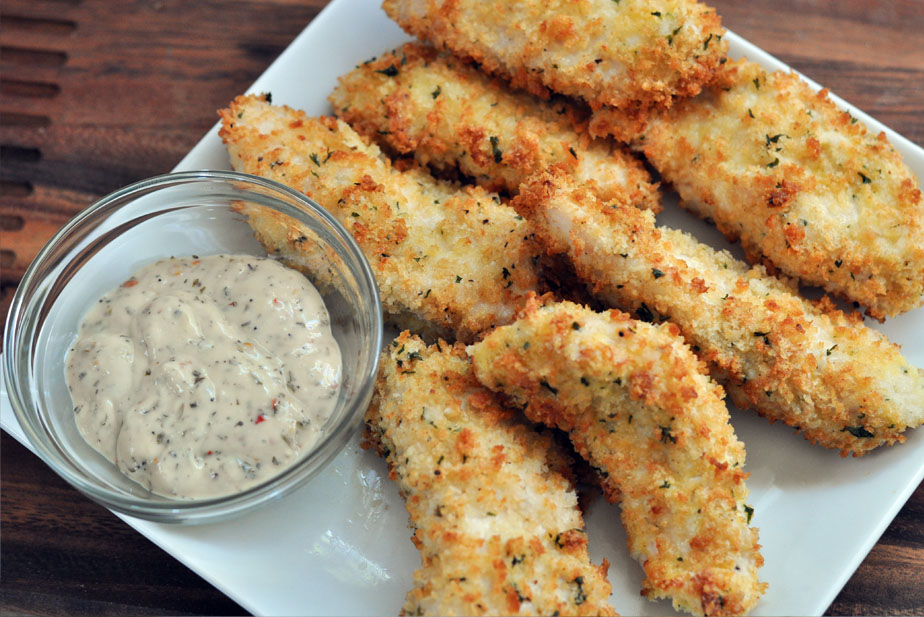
[1,1,922,615]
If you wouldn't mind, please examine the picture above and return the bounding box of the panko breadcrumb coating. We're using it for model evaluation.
[469,299,766,617]
[382,0,728,112]
[594,58,924,319]
[364,332,617,616]
[513,169,924,455]
[330,42,660,211]
[218,94,541,343]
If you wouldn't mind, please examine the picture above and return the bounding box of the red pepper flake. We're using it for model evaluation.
[255,414,266,424]
[229,301,237,307]
[206,450,213,456]
[271,398,279,411]
[192,260,201,265]
[121,278,139,288]
[273,297,279,304]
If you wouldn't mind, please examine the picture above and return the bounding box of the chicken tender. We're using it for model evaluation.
[513,169,924,455]
[469,299,766,617]
[330,42,660,211]
[593,59,924,319]
[365,332,617,616]
[218,94,541,343]
[382,0,728,112]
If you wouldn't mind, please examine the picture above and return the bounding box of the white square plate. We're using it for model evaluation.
[3,0,923,614]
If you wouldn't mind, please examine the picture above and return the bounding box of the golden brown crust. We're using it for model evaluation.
[382,0,728,112]
[367,332,617,616]
[218,93,542,343]
[623,58,924,319]
[469,299,766,616]
[512,168,924,455]
[330,42,661,211]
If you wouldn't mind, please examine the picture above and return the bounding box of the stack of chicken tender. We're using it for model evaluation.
[219,0,924,614]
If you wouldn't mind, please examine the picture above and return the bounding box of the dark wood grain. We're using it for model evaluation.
[1,0,922,615]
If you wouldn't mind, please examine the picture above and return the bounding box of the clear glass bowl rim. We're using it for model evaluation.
[2,169,383,523]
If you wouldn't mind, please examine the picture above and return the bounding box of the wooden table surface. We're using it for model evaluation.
[1,0,922,615]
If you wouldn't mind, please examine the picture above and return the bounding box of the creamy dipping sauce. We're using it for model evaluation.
[65,254,342,499]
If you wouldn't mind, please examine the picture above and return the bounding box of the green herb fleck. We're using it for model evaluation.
[859,172,871,184]
[573,576,587,605]
[540,380,559,395]
[376,64,399,77]
[652,268,665,279]
[765,133,787,146]
[659,425,677,444]
[431,85,441,99]
[744,504,754,524]
[843,425,874,438]
[489,135,503,163]
[667,25,682,45]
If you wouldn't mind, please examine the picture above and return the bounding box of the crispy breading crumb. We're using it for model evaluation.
[366,332,617,616]
[218,94,541,343]
[469,299,766,616]
[599,58,924,319]
[512,168,924,455]
[330,42,660,211]
[382,0,728,112]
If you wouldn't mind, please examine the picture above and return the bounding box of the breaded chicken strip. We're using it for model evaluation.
[592,59,924,319]
[330,42,660,211]
[382,0,727,112]
[514,169,924,455]
[469,299,765,617]
[365,332,617,616]
[219,94,541,343]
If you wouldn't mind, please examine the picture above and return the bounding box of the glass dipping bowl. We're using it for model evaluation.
[3,170,383,524]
